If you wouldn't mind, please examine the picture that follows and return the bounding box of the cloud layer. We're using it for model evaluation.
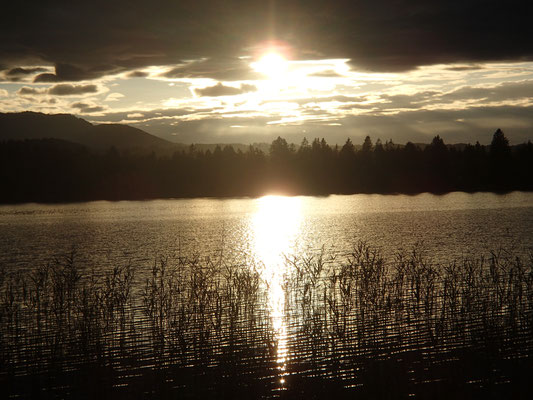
[17,84,100,97]
[1,1,532,79]
[1,2,532,145]
[194,83,257,97]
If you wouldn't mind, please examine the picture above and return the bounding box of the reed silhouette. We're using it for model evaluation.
[1,243,532,398]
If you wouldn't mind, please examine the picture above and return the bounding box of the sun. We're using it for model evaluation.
[252,52,289,80]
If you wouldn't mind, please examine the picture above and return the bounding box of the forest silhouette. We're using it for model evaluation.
[1,129,532,203]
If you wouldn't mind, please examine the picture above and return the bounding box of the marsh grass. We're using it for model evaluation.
[1,243,532,399]
[283,244,533,398]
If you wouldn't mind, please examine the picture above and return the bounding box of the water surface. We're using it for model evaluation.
[1,191,532,274]
[1,192,533,398]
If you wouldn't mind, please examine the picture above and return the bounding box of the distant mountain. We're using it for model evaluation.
[86,124,172,151]
[0,112,176,153]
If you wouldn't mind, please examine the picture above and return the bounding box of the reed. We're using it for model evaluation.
[0,243,531,399]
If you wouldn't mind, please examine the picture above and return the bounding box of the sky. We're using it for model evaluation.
[1,0,533,145]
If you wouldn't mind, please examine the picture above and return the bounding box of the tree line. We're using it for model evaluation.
[1,129,532,203]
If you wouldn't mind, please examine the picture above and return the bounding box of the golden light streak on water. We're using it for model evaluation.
[251,195,302,387]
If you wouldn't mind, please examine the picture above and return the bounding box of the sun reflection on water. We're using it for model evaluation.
[251,195,302,386]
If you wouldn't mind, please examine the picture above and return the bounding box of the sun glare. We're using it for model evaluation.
[252,52,289,80]
[251,195,302,386]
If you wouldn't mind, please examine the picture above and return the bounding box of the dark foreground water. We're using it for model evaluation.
[1,192,532,399]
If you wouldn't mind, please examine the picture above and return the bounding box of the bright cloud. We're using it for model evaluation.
[2,58,533,145]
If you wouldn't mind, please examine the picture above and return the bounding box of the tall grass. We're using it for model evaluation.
[1,243,532,398]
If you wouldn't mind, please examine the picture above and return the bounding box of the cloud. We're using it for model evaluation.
[72,93,533,145]
[127,71,149,78]
[34,63,121,82]
[17,86,45,96]
[3,67,48,82]
[308,70,344,78]
[162,58,261,81]
[194,82,257,97]
[370,80,533,112]
[16,83,100,97]
[1,66,50,82]
[1,1,532,77]
[48,83,98,96]
[360,106,533,144]
[240,84,257,92]
[379,92,442,110]
[34,64,94,82]
[84,108,194,124]
[325,79,533,115]
[437,80,533,104]
[0,89,8,97]
[127,113,144,118]
[105,92,124,102]
[6,66,46,76]
[71,102,105,114]
[444,65,484,72]
[158,105,533,145]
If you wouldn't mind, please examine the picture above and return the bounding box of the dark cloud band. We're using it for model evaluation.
[71,102,105,114]
[48,84,98,96]
[17,84,99,97]
[1,0,531,79]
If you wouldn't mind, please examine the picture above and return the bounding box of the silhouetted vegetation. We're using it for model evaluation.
[1,129,532,203]
[1,243,532,398]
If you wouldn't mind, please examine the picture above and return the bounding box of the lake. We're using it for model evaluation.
[2,191,532,273]
[1,192,533,399]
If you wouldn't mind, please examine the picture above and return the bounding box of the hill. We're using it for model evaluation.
[0,112,177,153]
